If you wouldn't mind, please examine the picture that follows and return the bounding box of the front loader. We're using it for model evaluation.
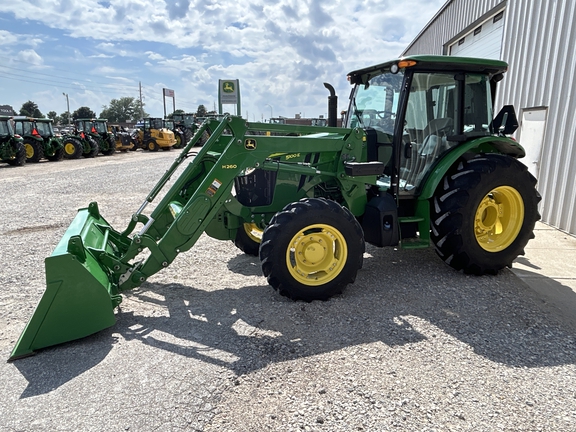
[10,56,541,360]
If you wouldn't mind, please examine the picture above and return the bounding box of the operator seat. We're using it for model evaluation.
[403,117,453,190]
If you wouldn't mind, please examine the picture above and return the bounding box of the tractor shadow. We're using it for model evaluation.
[119,245,576,374]
[12,246,576,397]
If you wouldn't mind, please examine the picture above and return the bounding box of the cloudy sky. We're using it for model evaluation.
[0,0,446,122]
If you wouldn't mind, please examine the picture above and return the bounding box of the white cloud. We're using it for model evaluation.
[1,0,447,118]
[16,49,43,65]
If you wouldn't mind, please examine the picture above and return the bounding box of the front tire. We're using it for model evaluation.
[146,138,159,151]
[63,137,83,159]
[260,198,365,301]
[431,154,541,275]
[6,141,26,166]
[47,145,64,161]
[84,136,99,158]
[234,223,263,256]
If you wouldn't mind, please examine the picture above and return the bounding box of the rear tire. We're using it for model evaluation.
[431,154,541,275]
[260,198,365,301]
[24,138,44,163]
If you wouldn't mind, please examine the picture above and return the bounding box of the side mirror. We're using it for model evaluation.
[491,105,518,135]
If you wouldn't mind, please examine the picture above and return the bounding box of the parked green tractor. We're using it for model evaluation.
[163,118,186,149]
[172,112,197,145]
[62,119,100,159]
[0,116,25,166]
[10,56,541,360]
[12,117,64,162]
[89,119,116,155]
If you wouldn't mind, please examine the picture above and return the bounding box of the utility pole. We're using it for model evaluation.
[62,93,70,126]
[139,82,143,120]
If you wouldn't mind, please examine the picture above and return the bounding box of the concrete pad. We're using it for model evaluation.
[511,222,576,327]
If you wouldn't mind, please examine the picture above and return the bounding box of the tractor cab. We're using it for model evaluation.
[344,56,517,197]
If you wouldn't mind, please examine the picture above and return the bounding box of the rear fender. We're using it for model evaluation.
[418,136,525,200]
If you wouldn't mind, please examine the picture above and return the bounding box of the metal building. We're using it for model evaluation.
[403,0,576,236]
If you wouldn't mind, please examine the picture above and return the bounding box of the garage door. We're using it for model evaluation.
[449,10,505,59]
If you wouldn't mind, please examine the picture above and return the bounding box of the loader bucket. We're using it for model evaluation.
[9,202,119,361]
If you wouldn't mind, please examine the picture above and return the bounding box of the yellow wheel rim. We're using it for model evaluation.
[64,142,76,155]
[24,143,34,158]
[243,223,263,243]
[286,223,348,286]
[474,186,524,252]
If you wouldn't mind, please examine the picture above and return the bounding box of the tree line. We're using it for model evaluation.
[17,98,210,125]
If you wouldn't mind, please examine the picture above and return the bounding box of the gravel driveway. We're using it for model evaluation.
[1,151,575,431]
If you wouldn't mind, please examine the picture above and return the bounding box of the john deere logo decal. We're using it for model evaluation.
[245,139,257,150]
[223,81,235,93]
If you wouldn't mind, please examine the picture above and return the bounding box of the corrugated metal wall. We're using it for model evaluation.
[498,0,576,235]
[403,0,576,236]
[403,0,506,56]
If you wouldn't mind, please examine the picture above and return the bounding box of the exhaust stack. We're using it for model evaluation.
[323,83,338,127]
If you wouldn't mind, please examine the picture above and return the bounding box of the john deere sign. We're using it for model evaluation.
[218,79,241,116]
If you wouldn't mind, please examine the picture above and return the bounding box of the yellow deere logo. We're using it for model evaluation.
[245,139,257,150]
[223,82,235,93]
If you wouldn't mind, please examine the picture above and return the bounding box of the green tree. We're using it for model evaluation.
[47,111,59,123]
[100,97,147,122]
[72,106,96,120]
[59,111,71,125]
[196,104,207,118]
[167,109,185,120]
[19,101,43,118]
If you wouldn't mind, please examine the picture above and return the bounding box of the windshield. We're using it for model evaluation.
[346,70,404,134]
[94,122,107,133]
[165,120,174,129]
[0,120,12,136]
[36,122,53,136]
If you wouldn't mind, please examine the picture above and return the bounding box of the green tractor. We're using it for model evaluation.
[12,117,64,162]
[87,119,116,156]
[10,56,541,360]
[163,118,186,149]
[61,119,100,159]
[0,116,25,167]
[172,112,198,145]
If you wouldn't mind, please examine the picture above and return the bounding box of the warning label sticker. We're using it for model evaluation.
[206,178,222,197]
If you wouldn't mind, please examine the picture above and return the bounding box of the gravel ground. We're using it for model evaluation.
[0,151,575,432]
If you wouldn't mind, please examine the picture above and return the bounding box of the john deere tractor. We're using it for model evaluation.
[172,112,202,146]
[62,119,100,159]
[0,116,25,166]
[12,117,64,162]
[133,117,176,151]
[88,119,116,155]
[163,118,186,149]
[10,56,541,360]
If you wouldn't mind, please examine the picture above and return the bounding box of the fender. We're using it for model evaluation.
[418,136,526,200]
